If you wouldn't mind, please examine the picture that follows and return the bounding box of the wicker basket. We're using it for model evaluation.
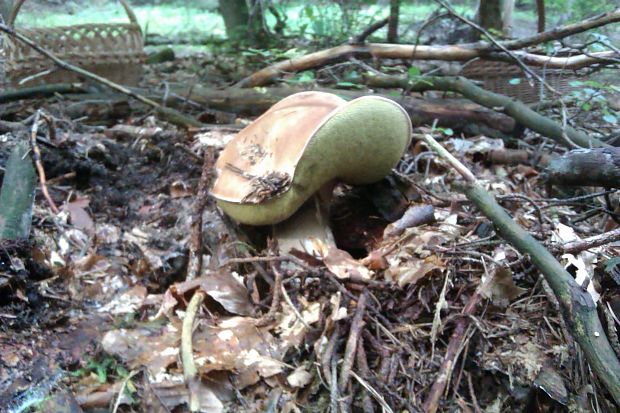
[1,0,144,89]
[461,59,579,103]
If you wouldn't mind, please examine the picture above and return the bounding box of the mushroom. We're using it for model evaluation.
[211,91,412,226]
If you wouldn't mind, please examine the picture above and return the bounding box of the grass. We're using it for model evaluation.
[16,1,480,41]
[16,3,226,37]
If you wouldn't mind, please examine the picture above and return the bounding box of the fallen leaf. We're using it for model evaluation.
[322,246,372,280]
[287,365,313,388]
[479,266,527,307]
[62,198,95,235]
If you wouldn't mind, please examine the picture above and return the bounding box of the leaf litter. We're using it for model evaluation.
[1,63,620,413]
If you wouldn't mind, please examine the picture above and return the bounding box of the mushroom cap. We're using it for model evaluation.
[211,91,412,225]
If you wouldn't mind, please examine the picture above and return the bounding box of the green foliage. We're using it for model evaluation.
[568,79,619,125]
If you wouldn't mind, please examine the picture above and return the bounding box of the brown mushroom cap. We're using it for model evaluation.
[211,91,412,225]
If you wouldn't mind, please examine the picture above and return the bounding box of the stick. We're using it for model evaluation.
[561,228,620,254]
[423,291,483,413]
[181,290,206,413]
[367,74,609,149]
[339,291,368,392]
[0,24,203,128]
[423,133,620,406]
[30,110,59,214]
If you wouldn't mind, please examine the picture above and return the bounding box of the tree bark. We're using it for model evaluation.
[478,0,503,34]
[536,0,546,32]
[543,148,620,188]
[501,0,515,36]
[218,0,268,47]
[387,0,400,43]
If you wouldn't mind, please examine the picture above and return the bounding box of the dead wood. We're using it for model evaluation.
[0,23,203,129]
[543,148,620,188]
[367,74,609,149]
[236,42,615,88]
[561,228,620,254]
[424,133,620,406]
[0,83,86,104]
[173,85,516,134]
[481,148,551,167]
[236,8,620,88]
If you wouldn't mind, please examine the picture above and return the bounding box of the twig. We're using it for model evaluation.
[330,356,339,413]
[339,291,368,392]
[423,288,483,413]
[322,324,341,388]
[187,148,215,280]
[280,280,311,329]
[423,133,620,405]
[350,371,395,413]
[256,252,283,327]
[29,110,59,214]
[561,228,620,254]
[181,290,206,413]
[111,370,139,413]
[0,24,202,128]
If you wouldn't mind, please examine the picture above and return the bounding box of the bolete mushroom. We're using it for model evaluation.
[211,91,412,226]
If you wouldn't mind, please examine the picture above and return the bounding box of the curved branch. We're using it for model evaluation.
[236,43,616,88]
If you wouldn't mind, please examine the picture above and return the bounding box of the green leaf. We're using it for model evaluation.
[442,128,454,136]
[508,78,521,85]
[407,66,421,79]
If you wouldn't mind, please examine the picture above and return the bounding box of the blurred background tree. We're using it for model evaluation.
[0,0,12,22]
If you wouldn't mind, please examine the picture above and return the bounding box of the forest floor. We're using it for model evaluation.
[2,3,620,413]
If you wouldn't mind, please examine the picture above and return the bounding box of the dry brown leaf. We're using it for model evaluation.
[62,198,95,235]
[479,266,527,307]
[102,326,179,376]
[322,246,371,279]
[155,271,253,317]
[386,255,444,287]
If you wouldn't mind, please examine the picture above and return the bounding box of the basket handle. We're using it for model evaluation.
[7,0,139,28]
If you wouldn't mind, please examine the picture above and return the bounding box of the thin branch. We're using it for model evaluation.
[423,133,620,406]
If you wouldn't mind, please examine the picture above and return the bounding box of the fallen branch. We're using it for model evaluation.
[237,45,616,88]
[0,83,86,104]
[0,23,202,128]
[367,74,609,149]
[561,228,620,254]
[423,133,620,406]
[543,147,620,188]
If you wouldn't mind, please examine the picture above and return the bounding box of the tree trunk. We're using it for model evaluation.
[218,0,268,47]
[387,0,400,43]
[478,0,503,33]
[501,0,514,36]
[536,0,546,32]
